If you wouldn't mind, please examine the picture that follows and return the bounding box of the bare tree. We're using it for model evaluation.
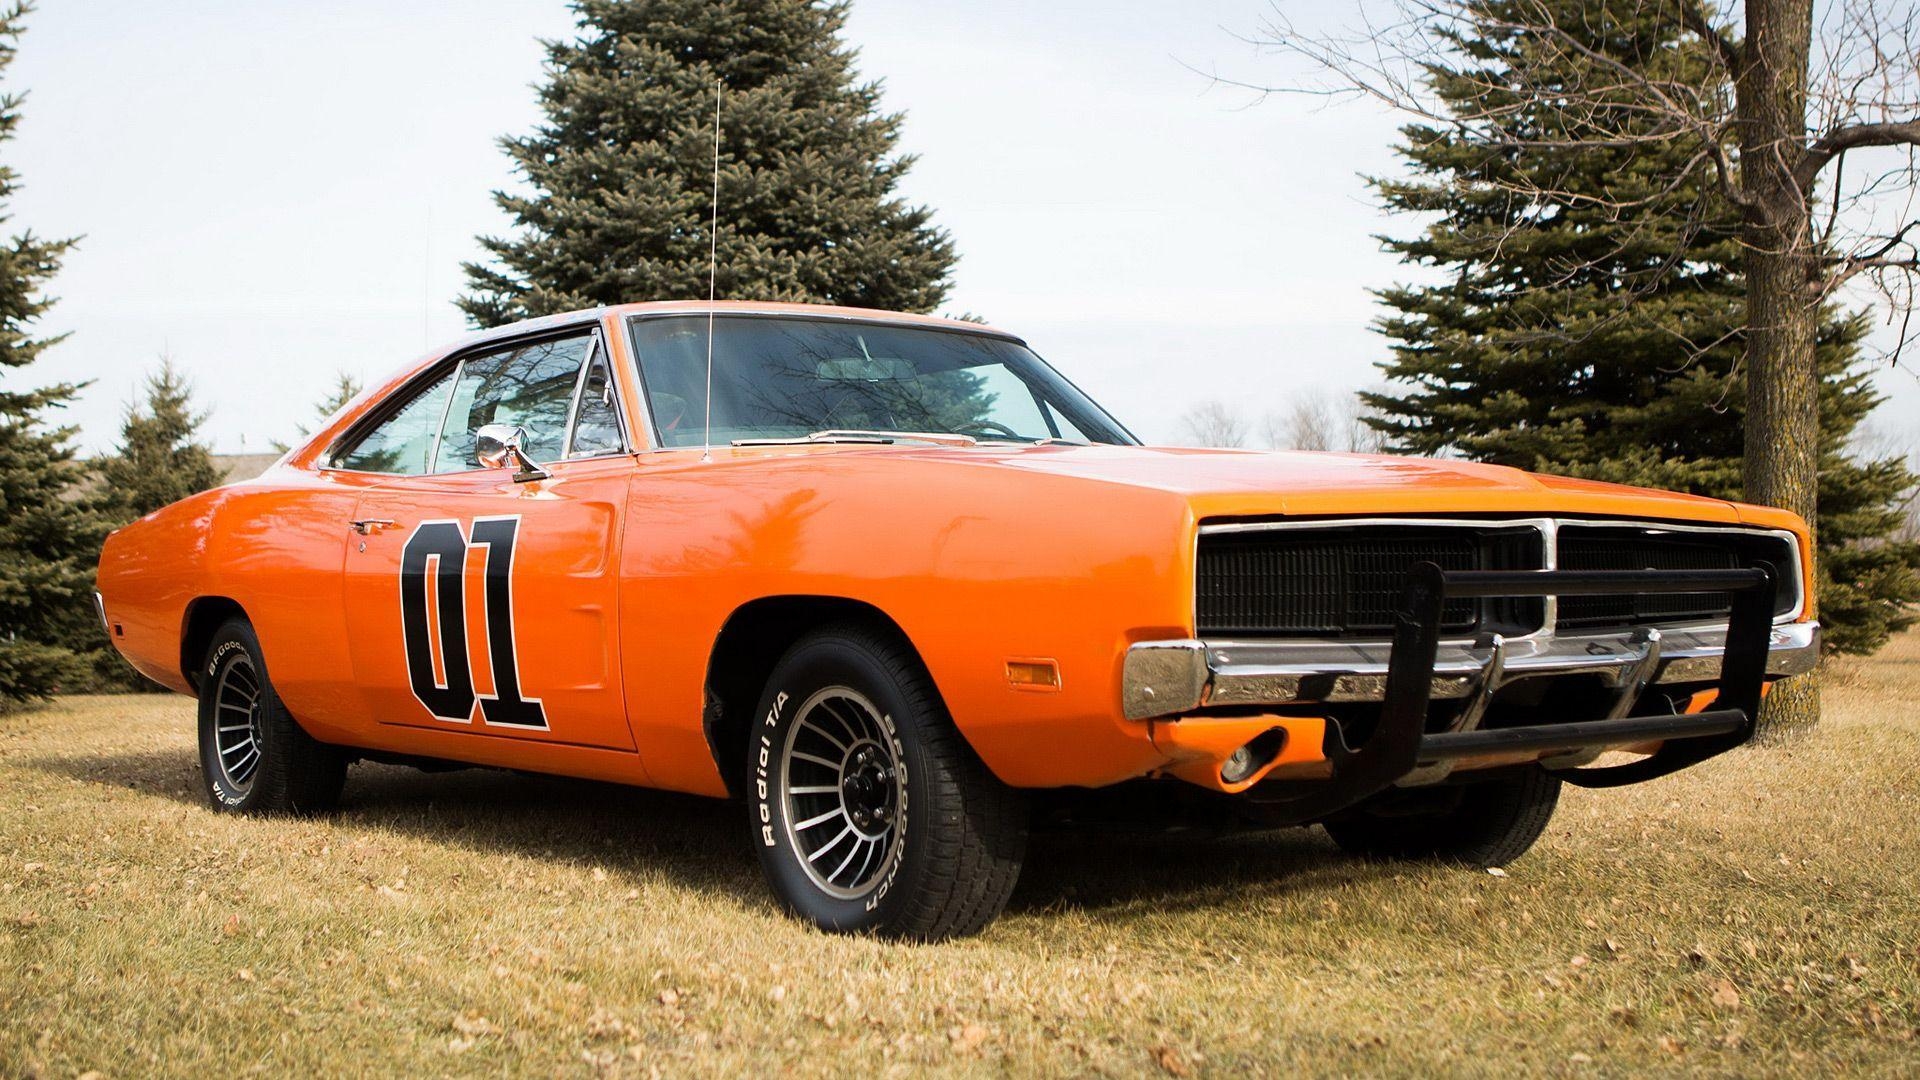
[1261,387,1391,452]
[1178,399,1252,447]
[1851,421,1920,540]
[1244,0,1920,732]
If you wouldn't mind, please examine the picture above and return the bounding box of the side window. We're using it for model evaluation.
[435,334,593,473]
[567,346,624,458]
[334,369,456,475]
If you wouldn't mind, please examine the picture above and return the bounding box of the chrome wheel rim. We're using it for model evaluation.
[213,653,265,794]
[779,687,904,900]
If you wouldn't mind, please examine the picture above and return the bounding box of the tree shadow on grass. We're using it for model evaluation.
[24,745,1374,921]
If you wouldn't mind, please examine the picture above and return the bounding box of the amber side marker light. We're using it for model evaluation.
[1005,658,1061,691]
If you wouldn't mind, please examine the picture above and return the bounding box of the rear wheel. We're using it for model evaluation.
[1323,768,1561,868]
[197,618,347,814]
[748,624,1027,939]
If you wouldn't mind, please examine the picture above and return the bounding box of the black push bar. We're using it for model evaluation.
[1271,562,1778,823]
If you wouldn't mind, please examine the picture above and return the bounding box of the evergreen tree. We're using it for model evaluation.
[461,0,955,327]
[98,359,224,519]
[273,370,363,452]
[82,360,223,690]
[0,2,107,709]
[1367,0,1920,655]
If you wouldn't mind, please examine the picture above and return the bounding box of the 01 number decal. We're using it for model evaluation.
[399,516,547,729]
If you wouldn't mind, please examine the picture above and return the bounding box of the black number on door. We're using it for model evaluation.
[399,516,548,728]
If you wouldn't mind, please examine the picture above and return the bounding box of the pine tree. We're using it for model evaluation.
[0,2,108,709]
[81,360,223,690]
[461,0,955,327]
[273,370,363,452]
[98,359,224,520]
[1367,0,1920,655]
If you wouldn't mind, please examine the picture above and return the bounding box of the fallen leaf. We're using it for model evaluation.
[591,867,608,883]
[1712,979,1741,1010]
[585,1007,628,1038]
[451,1013,496,1037]
[950,1023,989,1053]
[657,988,680,1008]
[235,968,255,982]
[1153,1044,1192,1077]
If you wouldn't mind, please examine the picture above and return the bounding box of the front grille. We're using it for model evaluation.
[1555,526,1797,629]
[1196,525,1542,638]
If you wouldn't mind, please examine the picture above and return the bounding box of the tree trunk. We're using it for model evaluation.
[1737,0,1821,737]
[1742,245,1821,738]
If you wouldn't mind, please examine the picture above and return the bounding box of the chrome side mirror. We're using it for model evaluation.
[473,423,550,483]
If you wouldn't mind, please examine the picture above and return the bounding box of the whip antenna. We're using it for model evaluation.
[702,79,721,461]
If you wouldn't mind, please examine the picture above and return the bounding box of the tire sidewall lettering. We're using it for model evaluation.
[754,691,787,847]
[207,639,245,679]
[204,637,254,808]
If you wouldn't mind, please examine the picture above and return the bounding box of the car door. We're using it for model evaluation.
[337,326,638,750]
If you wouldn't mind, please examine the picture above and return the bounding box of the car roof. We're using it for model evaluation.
[448,301,1022,355]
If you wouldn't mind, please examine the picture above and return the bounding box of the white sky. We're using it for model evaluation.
[8,0,1919,455]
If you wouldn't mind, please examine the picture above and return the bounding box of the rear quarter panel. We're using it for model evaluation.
[97,469,375,740]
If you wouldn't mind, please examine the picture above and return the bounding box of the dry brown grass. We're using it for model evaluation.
[4,637,1919,1078]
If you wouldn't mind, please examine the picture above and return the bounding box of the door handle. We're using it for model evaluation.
[349,519,397,535]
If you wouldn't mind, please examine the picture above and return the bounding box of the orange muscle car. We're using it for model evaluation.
[96,301,1819,938]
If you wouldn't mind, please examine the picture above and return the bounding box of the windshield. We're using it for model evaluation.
[626,315,1136,448]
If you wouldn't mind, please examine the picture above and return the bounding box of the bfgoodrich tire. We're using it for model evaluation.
[1323,767,1561,868]
[747,624,1028,940]
[197,618,347,814]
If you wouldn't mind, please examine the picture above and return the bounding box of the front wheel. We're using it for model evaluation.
[1323,767,1561,868]
[197,618,347,814]
[748,624,1028,939]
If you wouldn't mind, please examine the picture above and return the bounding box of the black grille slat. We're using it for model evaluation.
[1555,536,1735,627]
[1196,527,1537,638]
[1554,527,1795,630]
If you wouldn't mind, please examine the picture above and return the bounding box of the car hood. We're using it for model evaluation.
[859,443,1795,531]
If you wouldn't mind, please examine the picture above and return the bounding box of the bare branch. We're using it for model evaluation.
[1798,118,1920,189]
[1677,0,1743,76]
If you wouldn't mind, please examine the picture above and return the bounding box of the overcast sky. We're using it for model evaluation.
[7,0,1918,455]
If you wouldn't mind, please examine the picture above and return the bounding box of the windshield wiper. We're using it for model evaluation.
[731,429,980,448]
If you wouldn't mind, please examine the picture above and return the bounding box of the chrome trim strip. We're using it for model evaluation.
[1120,620,1819,720]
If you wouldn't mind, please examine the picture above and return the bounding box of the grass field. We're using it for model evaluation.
[4,639,1918,1078]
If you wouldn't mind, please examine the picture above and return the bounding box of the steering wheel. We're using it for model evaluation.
[958,420,1022,440]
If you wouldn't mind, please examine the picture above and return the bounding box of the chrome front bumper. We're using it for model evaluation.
[1122,619,1820,721]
